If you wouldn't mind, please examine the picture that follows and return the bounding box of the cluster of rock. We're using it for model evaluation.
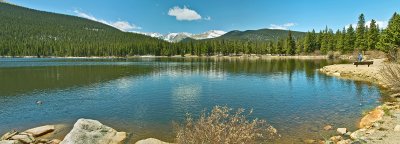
[320,102,400,144]
[0,125,60,144]
[1,119,171,144]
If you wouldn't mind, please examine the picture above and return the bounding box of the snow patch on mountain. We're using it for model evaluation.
[132,30,226,42]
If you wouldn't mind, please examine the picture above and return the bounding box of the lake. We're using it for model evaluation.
[0,58,388,143]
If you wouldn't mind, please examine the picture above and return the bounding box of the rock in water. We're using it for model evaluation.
[24,125,55,137]
[60,119,127,144]
[323,125,333,131]
[135,138,172,144]
[0,140,20,144]
[337,128,347,135]
[359,108,384,128]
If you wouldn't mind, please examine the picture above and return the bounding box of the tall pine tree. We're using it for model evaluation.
[355,14,367,51]
[286,30,296,55]
[378,13,400,61]
[345,25,356,53]
[367,19,379,50]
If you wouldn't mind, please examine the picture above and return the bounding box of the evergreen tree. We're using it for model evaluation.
[355,14,367,51]
[303,32,313,53]
[378,13,400,60]
[367,19,379,50]
[296,37,304,54]
[276,39,284,55]
[345,25,356,53]
[335,29,345,52]
[320,26,329,54]
[285,31,296,55]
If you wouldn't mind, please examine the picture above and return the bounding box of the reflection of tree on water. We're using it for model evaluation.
[0,65,154,96]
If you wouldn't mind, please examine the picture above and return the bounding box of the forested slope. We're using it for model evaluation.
[0,2,169,57]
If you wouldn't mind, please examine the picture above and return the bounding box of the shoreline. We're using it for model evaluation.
[319,59,400,143]
[0,55,328,60]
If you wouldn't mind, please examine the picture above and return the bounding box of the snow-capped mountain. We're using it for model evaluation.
[191,30,226,39]
[132,30,226,42]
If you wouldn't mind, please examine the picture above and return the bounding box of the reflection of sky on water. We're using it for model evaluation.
[172,84,202,111]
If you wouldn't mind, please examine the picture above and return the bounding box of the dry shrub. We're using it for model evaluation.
[175,106,278,144]
[327,51,334,59]
[386,47,400,62]
[364,50,387,59]
[381,64,400,92]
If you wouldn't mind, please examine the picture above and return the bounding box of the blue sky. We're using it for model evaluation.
[6,0,400,34]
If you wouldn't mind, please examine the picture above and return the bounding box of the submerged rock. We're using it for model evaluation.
[359,108,384,128]
[0,140,21,144]
[24,125,55,137]
[302,139,316,144]
[329,135,342,143]
[60,119,126,144]
[336,139,351,144]
[324,125,333,131]
[135,138,172,144]
[337,128,347,135]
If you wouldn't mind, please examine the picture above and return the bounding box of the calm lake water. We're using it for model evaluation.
[0,58,388,143]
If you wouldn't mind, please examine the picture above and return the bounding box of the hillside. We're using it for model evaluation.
[0,2,168,57]
[216,29,306,41]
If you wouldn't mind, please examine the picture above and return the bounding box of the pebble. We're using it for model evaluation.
[337,128,347,135]
[324,125,333,131]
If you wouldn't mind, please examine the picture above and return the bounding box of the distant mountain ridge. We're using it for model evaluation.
[215,29,306,41]
[133,30,226,42]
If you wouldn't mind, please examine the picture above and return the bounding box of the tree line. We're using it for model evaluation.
[0,2,399,58]
[168,13,400,58]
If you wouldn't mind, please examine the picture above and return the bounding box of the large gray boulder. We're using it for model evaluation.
[60,119,126,144]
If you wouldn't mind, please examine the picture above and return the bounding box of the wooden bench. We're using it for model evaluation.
[353,61,373,67]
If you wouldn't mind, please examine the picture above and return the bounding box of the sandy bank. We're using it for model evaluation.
[319,59,387,87]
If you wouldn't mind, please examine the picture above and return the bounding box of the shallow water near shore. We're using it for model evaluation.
[0,58,389,143]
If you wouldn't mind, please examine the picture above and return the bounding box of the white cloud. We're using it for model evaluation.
[269,23,297,30]
[204,16,211,21]
[73,10,141,31]
[368,20,388,29]
[345,20,388,29]
[168,6,202,21]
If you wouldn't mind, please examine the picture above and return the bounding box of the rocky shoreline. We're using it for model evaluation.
[0,119,170,144]
[319,59,400,144]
